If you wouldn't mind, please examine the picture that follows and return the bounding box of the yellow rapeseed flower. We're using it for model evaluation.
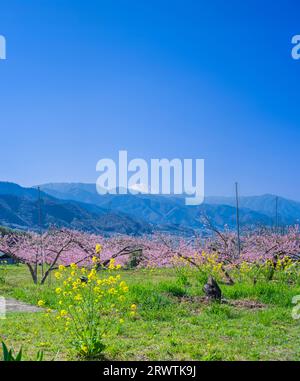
[74,294,83,302]
[81,345,88,353]
[88,269,97,281]
[54,272,62,280]
[95,244,102,254]
[108,258,116,270]
[60,310,68,317]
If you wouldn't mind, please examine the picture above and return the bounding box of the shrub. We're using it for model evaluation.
[125,249,144,269]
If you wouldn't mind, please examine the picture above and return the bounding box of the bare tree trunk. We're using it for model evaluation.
[27,263,38,284]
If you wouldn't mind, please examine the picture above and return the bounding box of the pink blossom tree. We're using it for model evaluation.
[0,229,153,284]
[0,228,100,284]
[1,225,299,285]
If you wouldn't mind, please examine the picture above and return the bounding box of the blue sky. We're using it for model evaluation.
[0,0,299,199]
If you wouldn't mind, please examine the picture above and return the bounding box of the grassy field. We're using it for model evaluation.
[0,264,300,361]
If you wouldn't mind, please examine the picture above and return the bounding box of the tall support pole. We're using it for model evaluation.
[38,187,44,278]
[38,187,42,230]
[235,182,241,258]
[275,196,279,233]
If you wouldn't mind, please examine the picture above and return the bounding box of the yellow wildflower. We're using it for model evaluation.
[54,272,61,280]
[60,310,68,317]
[88,269,97,281]
[74,294,83,302]
[81,345,88,353]
[108,259,116,270]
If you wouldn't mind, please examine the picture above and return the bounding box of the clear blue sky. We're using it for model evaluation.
[0,0,299,199]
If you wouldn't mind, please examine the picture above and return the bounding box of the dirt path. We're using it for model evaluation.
[4,298,42,313]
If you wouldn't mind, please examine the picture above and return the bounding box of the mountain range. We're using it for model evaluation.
[0,181,299,236]
[0,182,151,235]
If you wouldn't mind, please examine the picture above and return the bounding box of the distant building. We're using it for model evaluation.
[0,252,17,265]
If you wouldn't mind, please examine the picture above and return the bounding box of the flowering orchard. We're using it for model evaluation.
[1,227,300,360]
[0,226,300,285]
[0,229,100,284]
[0,229,146,284]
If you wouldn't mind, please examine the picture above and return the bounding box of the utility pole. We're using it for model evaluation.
[235,182,241,258]
[275,196,279,233]
[37,187,44,278]
[38,187,42,231]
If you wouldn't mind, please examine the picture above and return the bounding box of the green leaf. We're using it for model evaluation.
[15,347,23,361]
[2,341,10,361]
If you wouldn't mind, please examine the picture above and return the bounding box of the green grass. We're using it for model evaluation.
[0,265,299,360]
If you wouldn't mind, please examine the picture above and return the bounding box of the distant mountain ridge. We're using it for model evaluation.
[40,183,277,228]
[0,182,152,235]
[40,182,300,225]
[205,194,300,225]
[0,182,299,236]
[40,182,300,229]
